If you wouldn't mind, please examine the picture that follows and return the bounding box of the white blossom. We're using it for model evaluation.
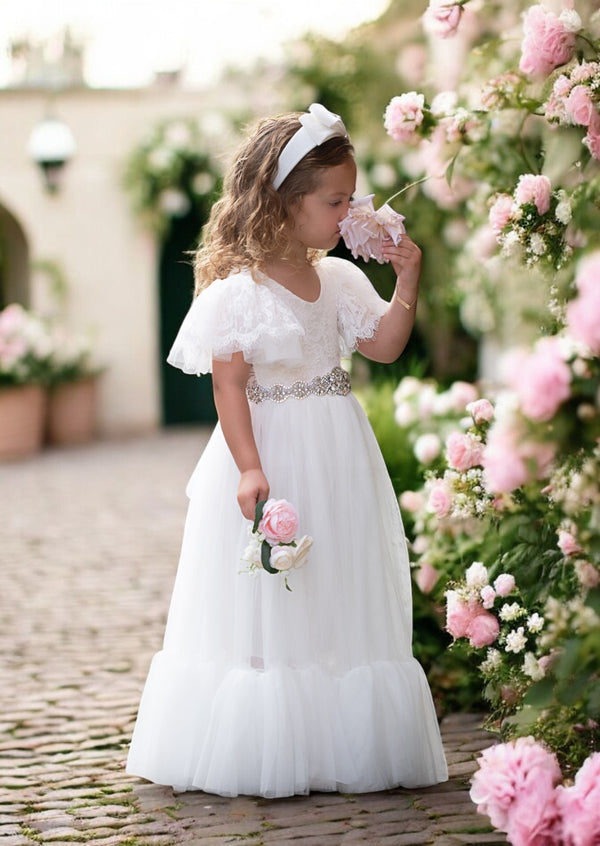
[499,602,525,622]
[527,613,545,633]
[505,626,527,654]
[523,651,545,680]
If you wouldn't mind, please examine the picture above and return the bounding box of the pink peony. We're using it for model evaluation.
[557,529,582,556]
[480,585,496,609]
[489,193,514,234]
[514,173,552,215]
[470,737,562,834]
[384,92,426,145]
[519,4,576,79]
[566,85,596,128]
[446,590,478,638]
[415,561,440,593]
[427,478,452,518]
[422,0,464,38]
[466,610,500,647]
[494,573,516,597]
[446,431,484,471]
[506,782,562,846]
[259,499,299,545]
[556,752,600,846]
[507,337,571,422]
[466,398,495,425]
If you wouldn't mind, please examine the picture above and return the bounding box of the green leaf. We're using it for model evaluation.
[253,500,267,534]
[261,540,279,575]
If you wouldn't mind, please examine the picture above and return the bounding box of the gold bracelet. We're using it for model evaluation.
[395,292,414,310]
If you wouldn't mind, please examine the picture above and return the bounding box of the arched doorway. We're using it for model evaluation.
[159,210,217,425]
[0,203,30,309]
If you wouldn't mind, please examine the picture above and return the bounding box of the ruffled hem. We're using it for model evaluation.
[324,257,389,356]
[126,652,448,797]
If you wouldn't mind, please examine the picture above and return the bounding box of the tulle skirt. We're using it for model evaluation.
[126,393,448,796]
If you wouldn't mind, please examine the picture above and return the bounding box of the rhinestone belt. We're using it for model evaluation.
[246,365,351,404]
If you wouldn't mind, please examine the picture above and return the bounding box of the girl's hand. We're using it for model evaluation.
[238,468,270,521]
[381,233,422,292]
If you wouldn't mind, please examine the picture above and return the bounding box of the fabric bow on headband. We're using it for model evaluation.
[273,103,348,190]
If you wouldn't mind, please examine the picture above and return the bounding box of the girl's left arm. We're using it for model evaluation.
[356,233,421,364]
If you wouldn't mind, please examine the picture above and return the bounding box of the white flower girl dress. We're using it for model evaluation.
[126,256,448,797]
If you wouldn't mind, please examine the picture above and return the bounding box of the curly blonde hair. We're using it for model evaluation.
[193,112,354,293]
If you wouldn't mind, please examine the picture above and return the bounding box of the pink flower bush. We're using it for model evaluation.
[339,195,406,263]
[446,590,500,646]
[470,737,562,838]
[514,174,552,215]
[504,337,571,422]
[566,251,600,354]
[483,418,556,494]
[259,499,299,544]
[384,92,426,145]
[422,0,465,39]
[519,4,577,79]
[489,193,514,233]
[466,398,495,424]
[446,431,484,471]
[557,752,600,846]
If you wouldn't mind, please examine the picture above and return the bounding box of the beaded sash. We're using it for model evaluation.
[246,365,351,404]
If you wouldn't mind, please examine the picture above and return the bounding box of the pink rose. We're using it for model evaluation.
[446,590,478,639]
[414,433,442,464]
[448,380,479,411]
[489,194,514,234]
[519,4,576,79]
[557,529,582,556]
[415,562,440,594]
[384,92,426,145]
[567,253,600,353]
[422,0,464,38]
[470,737,562,834]
[506,337,571,422]
[506,783,562,846]
[427,478,452,518]
[514,173,552,215]
[493,573,516,597]
[574,560,600,590]
[446,431,484,471]
[466,398,495,425]
[480,585,496,609]
[556,752,600,846]
[483,421,556,494]
[566,85,596,127]
[259,499,299,545]
[466,610,500,648]
[399,490,424,513]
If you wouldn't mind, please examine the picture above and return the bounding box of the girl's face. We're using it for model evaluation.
[288,158,357,253]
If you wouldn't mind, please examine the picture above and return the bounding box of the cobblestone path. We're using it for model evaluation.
[1,430,506,845]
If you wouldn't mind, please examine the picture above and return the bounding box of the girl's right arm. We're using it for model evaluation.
[212,352,270,520]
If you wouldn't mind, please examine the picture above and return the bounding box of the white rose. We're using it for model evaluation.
[242,534,263,567]
[292,535,313,570]
[559,9,582,33]
[269,545,295,571]
[505,626,527,654]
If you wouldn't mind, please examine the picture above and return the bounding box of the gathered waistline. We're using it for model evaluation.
[246,366,351,404]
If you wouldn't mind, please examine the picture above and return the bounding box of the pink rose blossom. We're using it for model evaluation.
[384,92,426,145]
[446,431,484,471]
[566,254,600,353]
[480,585,497,609]
[514,173,552,215]
[566,85,596,127]
[574,560,600,590]
[494,573,516,597]
[506,337,571,422]
[339,195,406,263]
[470,737,562,834]
[483,422,556,494]
[399,490,424,513]
[556,752,600,846]
[258,499,299,545]
[416,562,440,593]
[506,782,562,846]
[446,590,478,639]
[449,380,479,411]
[519,4,576,79]
[427,478,452,518]
[467,611,500,647]
[557,529,582,556]
[414,433,442,465]
[489,194,514,233]
[423,0,465,38]
[466,398,495,425]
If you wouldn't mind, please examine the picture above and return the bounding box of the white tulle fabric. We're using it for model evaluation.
[127,256,448,797]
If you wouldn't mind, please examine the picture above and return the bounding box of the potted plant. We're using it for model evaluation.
[0,303,51,459]
[45,329,103,446]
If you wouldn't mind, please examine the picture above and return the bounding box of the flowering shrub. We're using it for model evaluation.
[0,304,52,386]
[124,118,222,235]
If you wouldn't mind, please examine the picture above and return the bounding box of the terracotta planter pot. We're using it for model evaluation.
[46,377,99,446]
[0,383,47,460]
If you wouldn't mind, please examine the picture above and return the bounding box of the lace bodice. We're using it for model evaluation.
[167,256,389,386]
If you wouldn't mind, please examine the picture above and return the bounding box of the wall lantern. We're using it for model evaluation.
[27,117,76,193]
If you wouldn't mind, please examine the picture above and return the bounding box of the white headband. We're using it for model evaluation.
[272,103,348,190]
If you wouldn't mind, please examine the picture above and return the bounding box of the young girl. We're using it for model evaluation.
[127,103,448,797]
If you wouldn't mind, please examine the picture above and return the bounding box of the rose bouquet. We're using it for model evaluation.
[242,498,312,591]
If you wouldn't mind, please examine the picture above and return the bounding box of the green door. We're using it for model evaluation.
[159,211,217,425]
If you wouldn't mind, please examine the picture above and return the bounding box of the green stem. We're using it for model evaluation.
[385,174,431,206]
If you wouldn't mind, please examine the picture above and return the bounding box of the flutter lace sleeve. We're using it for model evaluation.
[328,257,389,355]
[167,271,305,375]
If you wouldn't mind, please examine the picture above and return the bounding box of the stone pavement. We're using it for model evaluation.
[1,429,507,845]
